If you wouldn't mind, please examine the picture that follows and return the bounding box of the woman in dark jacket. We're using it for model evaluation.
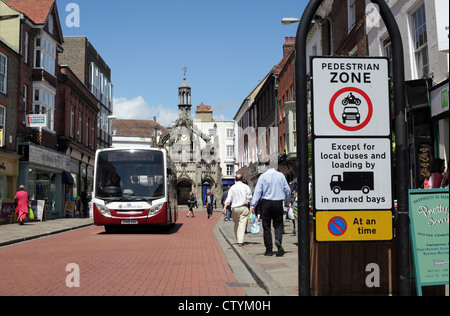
[186,191,197,218]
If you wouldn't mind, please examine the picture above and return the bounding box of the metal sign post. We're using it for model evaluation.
[295,0,409,296]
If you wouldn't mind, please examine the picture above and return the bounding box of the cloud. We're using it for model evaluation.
[113,96,178,127]
[214,114,230,122]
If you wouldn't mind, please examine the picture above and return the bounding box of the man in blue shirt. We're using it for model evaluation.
[251,168,291,256]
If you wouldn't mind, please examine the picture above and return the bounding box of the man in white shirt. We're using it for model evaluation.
[223,174,252,246]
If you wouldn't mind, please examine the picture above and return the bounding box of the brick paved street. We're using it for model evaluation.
[0,211,245,296]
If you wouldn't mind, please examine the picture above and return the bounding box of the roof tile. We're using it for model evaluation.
[5,0,54,24]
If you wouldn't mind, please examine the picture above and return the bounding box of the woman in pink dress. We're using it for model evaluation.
[14,185,31,225]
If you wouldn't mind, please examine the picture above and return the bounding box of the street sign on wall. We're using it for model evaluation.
[26,114,47,128]
[311,56,393,242]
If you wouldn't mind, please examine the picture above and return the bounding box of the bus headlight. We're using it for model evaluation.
[149,203,164,215]
[95,203,111,216]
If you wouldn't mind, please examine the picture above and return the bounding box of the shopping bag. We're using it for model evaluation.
[248,213,261,234]
[29,207,35,220]
[287,206,294,220]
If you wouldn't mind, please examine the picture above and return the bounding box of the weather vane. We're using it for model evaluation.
[182,67,187,80]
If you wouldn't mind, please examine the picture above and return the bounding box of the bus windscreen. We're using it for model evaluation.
[95,150,165,200]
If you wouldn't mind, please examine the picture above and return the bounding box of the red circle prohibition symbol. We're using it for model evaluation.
[329,87,373,132]
[328,217,348,237]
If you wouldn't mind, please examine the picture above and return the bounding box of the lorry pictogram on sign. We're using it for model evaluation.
[314,138,392,211]
[330,172,374,195]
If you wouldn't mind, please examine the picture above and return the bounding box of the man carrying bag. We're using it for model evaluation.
[251,168,291,257]
[223,174,252,246]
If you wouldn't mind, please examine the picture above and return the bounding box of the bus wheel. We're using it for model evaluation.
[104,225,115,233]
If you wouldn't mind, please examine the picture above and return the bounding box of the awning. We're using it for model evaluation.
[222,179,235,186]
[62,171,74,185]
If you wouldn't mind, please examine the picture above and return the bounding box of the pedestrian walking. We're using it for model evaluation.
[290,180,299,235]
[421,171,431,189]
[429,158,445,188]
[186,191,197,218]
[223,174,252,246]
[251,168,291,257]
[443,162,449,188]
[221,185,232,221]
[14,185,31,225]
[205,189,215,219]
[81,189,90,218]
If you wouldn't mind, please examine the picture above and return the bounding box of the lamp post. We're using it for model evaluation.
[281,17,301,25]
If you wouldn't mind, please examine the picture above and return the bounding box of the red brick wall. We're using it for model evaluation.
[57,66,99,151]
[324,0,368,56]
[0,41,19,151]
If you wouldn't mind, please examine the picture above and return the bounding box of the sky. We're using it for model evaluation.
[57,0,308,126]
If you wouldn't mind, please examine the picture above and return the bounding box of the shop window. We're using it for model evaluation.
[0,174,6,200]
[0,105,5,147]
[32,83,55,131]
[411,4,429,78]
[0,53,6,94]
[34,34,56,76]
[348,0,356,33]
[33,172,57,213]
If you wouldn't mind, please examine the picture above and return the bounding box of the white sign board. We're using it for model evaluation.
[435,0,449,52]
[312,57,390,137]
[430,80,449,118]
[26,114,47,128]
[314,138,392,211]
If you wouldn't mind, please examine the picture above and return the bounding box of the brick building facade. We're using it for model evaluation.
[1,0,67,219]
[276,37,296,181]
[0,39,19,152]
[59,36,114,149]
[57,65,99,201]
[1,0,111,221]
[321,0,368,56]
[0,39,21,208]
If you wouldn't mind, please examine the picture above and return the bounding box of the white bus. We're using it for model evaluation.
[92,147,177,232]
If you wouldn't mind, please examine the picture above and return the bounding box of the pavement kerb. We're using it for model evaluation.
[217,219,285,296]
[0,220,94,248]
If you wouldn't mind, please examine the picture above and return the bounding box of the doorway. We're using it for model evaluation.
[177,179,192,205]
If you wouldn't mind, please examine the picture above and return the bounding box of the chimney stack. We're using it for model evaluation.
[283,37,296,57]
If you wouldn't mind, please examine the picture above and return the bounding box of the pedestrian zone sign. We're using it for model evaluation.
[311,56,393,243]
[311,57,390,137]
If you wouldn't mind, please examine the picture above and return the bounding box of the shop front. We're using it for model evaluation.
[18,143,66,219]
[65,145,95,216]
[430,79,449,164]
